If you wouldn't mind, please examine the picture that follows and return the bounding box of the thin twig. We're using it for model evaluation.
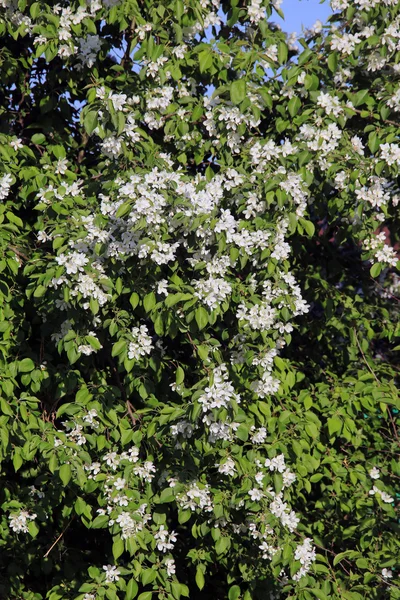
[126,399,139,426]
[353,328,399,441]
[43,517,74,558]
[352,327,380,384]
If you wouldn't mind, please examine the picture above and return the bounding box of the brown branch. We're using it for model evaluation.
[126,399,139,426]
[76,132,89,165]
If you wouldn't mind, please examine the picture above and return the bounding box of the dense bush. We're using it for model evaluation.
[0,0,399,598]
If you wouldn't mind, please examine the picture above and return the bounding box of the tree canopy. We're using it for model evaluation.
[0,0,399,599]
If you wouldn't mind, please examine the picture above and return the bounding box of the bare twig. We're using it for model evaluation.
[43,517,74,558]
[353,327,380,384]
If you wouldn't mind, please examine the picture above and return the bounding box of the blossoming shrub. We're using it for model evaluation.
[0,0,399,598]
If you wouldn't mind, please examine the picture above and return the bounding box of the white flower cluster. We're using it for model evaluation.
[103,564,120,583]
[115,505,151,539]
[217,457,236,476]
[177,482,214,513]
[365,233,398,268]
[0,173,12,200]
[317,92,343,117]
[8,510,37,533]
[154,525,177,552]
[194,277,232,310]
[355,179,390,210]
[128,325,154,360]
[293,538,316,580]
[369,486,394,504]
[198,364,241,413]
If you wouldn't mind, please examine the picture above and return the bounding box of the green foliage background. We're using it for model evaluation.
[0,0,398,599]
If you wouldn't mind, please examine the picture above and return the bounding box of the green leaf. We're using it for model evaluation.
[176,366,185,385]
[199,50,213,73]
[195,565,205,590]
[137,592,152,600]
[354,89,370,107]
[125,579,139,600]
[59,463,71,486]
[91,514,109,529]
[171,582,183,600]
[84,111,98,134]
[299,218,315,237]
[130,292,140,310]
[13,451,23,472]
[116,202,131,218]
[143,292,156,313]
[159,488,175,503]
[370,263,382,278]
[236,424,249,441]
[327,52,338,72]
[288,96,301,117]
[368,132,381,154]
[333,550,359,566]
[230,79,246,105]
[18,358,35,373]
[31,133,46,145]
[33,284,46,298]
[195,306,208,330]
[112,537,124,560]
[28,520,39,538]
[112,340,126,357]
[305,422,318,439]
[141,569,156,586]
[1,397,14,416]
[305,589,329,600]
[228,586,241,600]
[327,416,342,436]
[278,42,288,64]
[215,536,231,554]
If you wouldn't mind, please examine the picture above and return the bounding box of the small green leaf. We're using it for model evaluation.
[13,451,23,472]
[368,131,381,154]
[199,50,213,73]
[59,463,71,486]
[112,537,124,560]
[141,569,156,586]
[230,79,246,105]
[31,133,46,145]
[195,566,205,591]
[130,292,139,310]
[278,42,288,64]
[176,366,185,385]
[1,397,14,416]
[327,52,338,72]
[195,306,208,330]
[215,536,231,554]
[84,111,98,134]
[370,263,382,278]
[91,514,109,529]
[19,358,35,373]
[327,417,342,436]
[228,586,241,600]
[288,96,301,117]
[33,284,46,298]
[112,340,126,357]
[143,292,156,313]
[125,579,139,600]
[299,218,315,237]
[28,520,39,538]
